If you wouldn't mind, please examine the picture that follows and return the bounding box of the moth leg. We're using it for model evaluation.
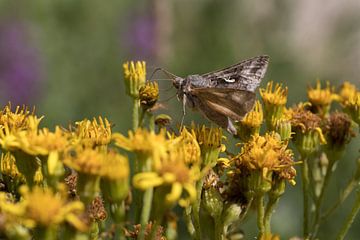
[180,95,187,129]
[227,117,237,135]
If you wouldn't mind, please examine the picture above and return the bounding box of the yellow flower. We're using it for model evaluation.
[0,186,86,231]
[123,61,146,98]
[139,81,159,110]
[190,124,225,168]
[307,80,337,116]
[260,81,288,129]
[343,92,360,125]
[0,152,24,182]
[0,104,43,132]
[73,117,112,147]
[133,159,199,207]
[20,187,87,231]
[338,81,357,103]
[170,128,201,166]
[260,81,288,106]
[236,101,263,141]
[113,128,169,170]
[233,132,296,183]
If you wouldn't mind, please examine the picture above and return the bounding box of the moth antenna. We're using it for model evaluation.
[149,67,179,81]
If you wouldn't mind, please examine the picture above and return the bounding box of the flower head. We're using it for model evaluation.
[338,81,357,103]
[307,81,338,116]
[0,104,43,133]
[260,81,288,129]
[123,61,146,98]
[72,117,112,147]
[343,92,360,125]
[290,103,326,156]
[0,186,86,231]
[139,81,159,110]
[233,132,296,183]
[236,100,263,141]
[113,128,168,169]
[323,112,355,151]
[133,160,199,207]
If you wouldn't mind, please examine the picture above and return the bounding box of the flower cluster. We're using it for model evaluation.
[0,61,359,240]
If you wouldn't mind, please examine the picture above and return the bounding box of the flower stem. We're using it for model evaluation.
[301,157,310,238]
[256,194,265,239]
[138,188,154,240]
[264,196,280,235]
[323,179,358,220]
[132,98,139,131]
[192,178,204,240]
[184,206,196,239]
[336,190,360,240]
[311,159,335,239]
[214,218,224,240]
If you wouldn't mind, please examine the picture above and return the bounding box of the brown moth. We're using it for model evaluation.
[159,55,269,134]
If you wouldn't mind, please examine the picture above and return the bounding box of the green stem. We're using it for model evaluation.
[132,98,139,131]
[323,179,358,220]
[264,196,280,235]
[301,157,310,238]
[138,188,154,240]
[256,194,265,239]
[184,206,195,239]
[336,190,360,240]
[191,177,205,240]
[311,159,335,239]
[214,218,224,240]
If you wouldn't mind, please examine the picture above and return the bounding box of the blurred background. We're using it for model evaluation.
[0,0,359,239]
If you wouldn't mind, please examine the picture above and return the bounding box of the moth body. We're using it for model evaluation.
[170,55,269,135]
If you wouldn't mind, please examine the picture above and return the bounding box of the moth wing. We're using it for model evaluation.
[201,55,269,92]
[191,88,256,122]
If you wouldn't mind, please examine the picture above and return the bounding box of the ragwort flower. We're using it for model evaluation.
[343,92,360,125]
[307,80,338,116]
[236,100,263,141]
[123,61,146,98]
[260,81,288,129]
[139,81,159,110]
[233,132,296,186]
[338,81,357,104]
[113,128,168,170]
[190,124,225,168]
[0,186,86,236]
[72,117,112,147]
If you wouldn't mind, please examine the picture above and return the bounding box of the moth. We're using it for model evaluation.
[158,55,269,135]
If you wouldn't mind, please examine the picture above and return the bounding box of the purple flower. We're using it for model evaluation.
[0,19,42,105]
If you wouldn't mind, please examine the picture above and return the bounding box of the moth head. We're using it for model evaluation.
[172,77,185,89]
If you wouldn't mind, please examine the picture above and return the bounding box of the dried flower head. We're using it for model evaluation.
[290,103,326,156]
[86,196,107,222]
[123,61,146,98]
[125,222,166,240]
[323,112,355,151]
